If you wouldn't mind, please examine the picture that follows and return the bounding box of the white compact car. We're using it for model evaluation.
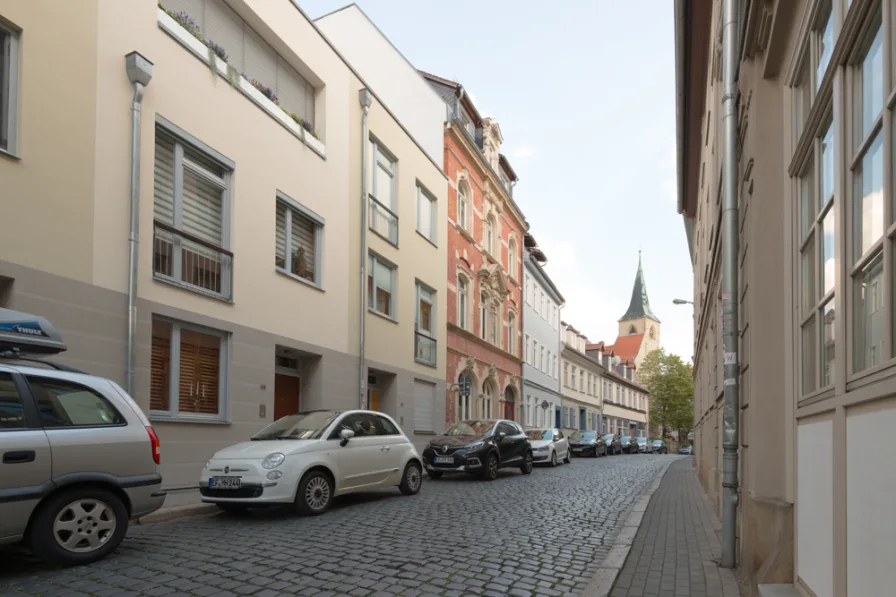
[524,426,570,466]
[199,410,422,515]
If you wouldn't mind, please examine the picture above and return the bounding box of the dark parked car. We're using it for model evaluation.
[619,436,639,454]
[422,419,532,480]
[568,430,606,457]
[603,433,623,455]
[650,439,668,454]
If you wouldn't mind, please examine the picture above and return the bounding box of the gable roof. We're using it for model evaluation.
[609,334,644,361]
[619,253,660,323]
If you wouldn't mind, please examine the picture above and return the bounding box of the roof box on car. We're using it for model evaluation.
[0,308,68,356]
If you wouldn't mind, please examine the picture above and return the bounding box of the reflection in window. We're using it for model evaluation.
[854,255,883,372]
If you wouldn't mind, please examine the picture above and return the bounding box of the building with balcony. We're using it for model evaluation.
[675,0,896,594]
[560,322,604,433]
[420,72,528,425]
[521,233,565,428]
[0,0,446,508]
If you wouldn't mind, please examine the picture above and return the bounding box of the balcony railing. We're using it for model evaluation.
[369,195,398,245]
[415,332,437,366]
[153,220,233,299]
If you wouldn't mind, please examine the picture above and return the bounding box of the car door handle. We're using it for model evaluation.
[380,446,391,451]
[3,450,36,464]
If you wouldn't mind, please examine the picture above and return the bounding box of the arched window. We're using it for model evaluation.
[457,274,469,330]
[479,292,488,339]
[457,182,469,230]
[485,214,496,254]
[483,381,494,418]
[457,373,472,422]
[508,238,517,278]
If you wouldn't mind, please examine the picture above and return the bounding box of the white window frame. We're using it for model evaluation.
[479,292,488,339]
[485,214,496,255]
[457,274,469,330]
[507,312,516,356]
[457,182,469,230]
[368,253,396,319]
[508,238,517,278]
[416,183,436,245]
[0,18,20,156]
[525,333,531,364]
[415,281,437,366]
[275,192,324,288]
[150,317,230,423]
[369,139,398,246]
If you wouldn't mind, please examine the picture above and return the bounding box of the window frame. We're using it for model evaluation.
[0,17,20,157]
[25,376,127,430]
[149,316,230,423]
[416,183,437,246]
[485,213,497,255]
[0,372,39,430]
[275,191,325,289]
[507,311,516,356]
[457,273,469,330]
[368,252,397,319]
[415,280,437,367]
[369,139,399,246]
[457,181,469,231]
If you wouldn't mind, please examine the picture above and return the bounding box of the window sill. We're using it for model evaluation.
[276,268,324,292]
[0,147,21,161]
[368,308,398,324]
[846,359,896,393]
[456,225,476,244]
[369,227,399,248]
[153,274,233,304]
[157,7,326,160]
[149,414,231,426]
[414,358,438,369]
[415,230,438,248]
[797,385,835,406]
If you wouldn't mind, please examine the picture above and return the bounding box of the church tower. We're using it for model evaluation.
[615,253,661,368]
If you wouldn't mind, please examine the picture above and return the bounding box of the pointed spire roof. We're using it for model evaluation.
[619,252,660,323]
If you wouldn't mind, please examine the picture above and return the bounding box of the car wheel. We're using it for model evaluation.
[564,450,571,464]
[399,461,423,496]
[550,451,558,467]
[426,470,443,480]
[216,503,249,516]
[30,487,128,567]
[481,452,499,481]
[520,452,533,475]
[295,471,333,516]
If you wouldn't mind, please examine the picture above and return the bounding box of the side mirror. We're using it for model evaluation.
[496,431,507,441]
[339,428,355,446]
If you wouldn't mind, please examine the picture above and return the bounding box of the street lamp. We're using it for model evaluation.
[672,298,694,305]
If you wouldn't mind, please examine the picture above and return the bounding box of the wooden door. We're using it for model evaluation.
[503,400,514,421]
[274,374,300,420]
[368,389,380,411]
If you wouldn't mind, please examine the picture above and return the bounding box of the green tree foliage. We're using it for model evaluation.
[639,349,694,439]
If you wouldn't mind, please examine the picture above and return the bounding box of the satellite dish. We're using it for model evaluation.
[540,400,549,410]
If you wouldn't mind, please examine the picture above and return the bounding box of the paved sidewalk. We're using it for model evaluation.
[608,458,740,597]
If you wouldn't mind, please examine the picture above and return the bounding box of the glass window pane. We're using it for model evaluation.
[821,124,834,206]
[854,253,884,372]
[822,207,836,295]
[27,377,125,427]
[802,317,817,394]
[795,58,811,141]
[0,373,26,429]
[853,133,884,261]
[821,299,835,387]
[802,234,816,315]
[816,8,833,89]
[376,163,393,208]
[800,161,815,240]
[855,24,883,149]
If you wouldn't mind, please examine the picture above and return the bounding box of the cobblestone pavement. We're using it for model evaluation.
[609,458,740,597]
[0,454,678,597]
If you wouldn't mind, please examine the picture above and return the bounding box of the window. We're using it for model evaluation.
[525,334,531,364]
[26,377,124,428]
[508,239,517,278]
[151,318,228,419]
[480,292,488,339]
[541,293,546,319]
[457,374,472,422]
[814,2,834,91]
[0,372,25,429]
[417,184,436,244]
[275,194,323,286]
[153,125,233,298]
[489,306,498,346]
[540,346,546,372]
[579,371,584,392]
[485,214,496,255]
[368,254,395,318]
[564,363,569,386]
[0,19,19,154]
[483,382,494,418]
[415,283,436,366]
[457,182,469,230]
[553,355,558,379]
[508,312,516,356]
[369,140,398,245]
[587,374,592,396]
[571,366,576,388]
[413,380,436,433]
[457,275,469,330]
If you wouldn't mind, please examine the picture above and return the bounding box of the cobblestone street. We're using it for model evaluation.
[0,455,679,597]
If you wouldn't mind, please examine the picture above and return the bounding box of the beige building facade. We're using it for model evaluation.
[676,0,896,595]
[0,0,446,508]
[560,322,604,434]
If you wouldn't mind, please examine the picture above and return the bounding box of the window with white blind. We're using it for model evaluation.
[150,317,228,420]
[0,17,20,155]
[275,193,323,287]
[368,253,395,318]
[160,0,315,127]
[153,123,233,299]
[413,379,435,433]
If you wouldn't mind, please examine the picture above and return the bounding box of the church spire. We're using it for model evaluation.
[619,252,660,323]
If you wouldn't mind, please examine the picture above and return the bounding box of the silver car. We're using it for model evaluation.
[524,426,570,466]
[0,309,165,566]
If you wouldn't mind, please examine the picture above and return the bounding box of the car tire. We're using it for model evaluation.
[550,451,558,467]
[481,452,499,481]
[216,503,249,515]
[30,486,129,567]
[399,461,423,496]
[295,471,333,516]
[564,450,571,464]
[520,452,533,475]
[426,470,443,480]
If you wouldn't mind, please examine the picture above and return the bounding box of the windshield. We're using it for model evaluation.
[570,431,597,442]
[620,436,631,443]
[252,411,340,440]
[525,429,553,441]
[603,434,615,442]
[652,440,663,444]
[637,437,647,444]
[445,420,496,437]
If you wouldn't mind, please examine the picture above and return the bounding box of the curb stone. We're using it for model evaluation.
[578,457,678,597]
[135,503,219,524]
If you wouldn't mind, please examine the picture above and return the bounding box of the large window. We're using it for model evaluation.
[151,318,228,419]
[485,214,496,255]
[456,374,472,422]
[416,184,436,244]
[369,140,398,245]
[0,18,19,155]
[457,274,469,330]
[153,124,233,299]
[368,254,395,318]
[275,194,323,286]
[508,239,517,279]
[457,182,469,231]
[415,282,436,366]
[525,333,531,364]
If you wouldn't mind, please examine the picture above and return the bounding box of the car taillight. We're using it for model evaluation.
[146,426,161,465]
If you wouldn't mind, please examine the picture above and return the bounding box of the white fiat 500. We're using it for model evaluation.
[199,410,423,515]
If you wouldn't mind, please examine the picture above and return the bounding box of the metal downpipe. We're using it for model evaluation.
[358,89,373,410]
[720,0,741,570]
[126,81,145,397]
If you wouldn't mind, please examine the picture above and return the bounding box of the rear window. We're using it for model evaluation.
[0,373,26,429]
[27,376,125,427]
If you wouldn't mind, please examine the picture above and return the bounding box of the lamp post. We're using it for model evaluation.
[672,298,693,305]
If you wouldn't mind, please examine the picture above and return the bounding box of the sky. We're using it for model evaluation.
[304,0,695,362]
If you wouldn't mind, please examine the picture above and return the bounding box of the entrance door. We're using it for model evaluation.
[555,407,561,429]
[503,400,514,421]
[274,374,300,420]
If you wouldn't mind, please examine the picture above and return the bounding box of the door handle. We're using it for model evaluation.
[381,446,391,451]
[3,450,36,464]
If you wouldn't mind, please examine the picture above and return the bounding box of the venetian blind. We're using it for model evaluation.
[275,202,287,268]
[290,210,316,279]
[178,329,220,415]
[413,380,435,433]
[153,133,176,225]
[181,148,224,246]
[150,334,170,411]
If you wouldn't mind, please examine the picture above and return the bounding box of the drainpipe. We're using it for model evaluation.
[520,250,527,423]
[124,52,153,397]
[358,89,373,410]
[720,0,741,570]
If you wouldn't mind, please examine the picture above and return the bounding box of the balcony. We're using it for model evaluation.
[153,220,233,300]
[415,332,437,367]
[369,195,398,246]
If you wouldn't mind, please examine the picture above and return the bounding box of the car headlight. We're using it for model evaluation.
[534,445,549,451]
[261,452,286,469]
[464,442,484,452]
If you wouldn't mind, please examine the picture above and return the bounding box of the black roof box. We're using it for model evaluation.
[0,308,68,356]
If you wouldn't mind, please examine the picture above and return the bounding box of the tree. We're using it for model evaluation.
[638,349,694,440]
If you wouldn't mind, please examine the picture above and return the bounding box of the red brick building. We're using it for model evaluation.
[422,72,527,425]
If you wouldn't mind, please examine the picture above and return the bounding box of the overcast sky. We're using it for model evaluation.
[304,0,694,361]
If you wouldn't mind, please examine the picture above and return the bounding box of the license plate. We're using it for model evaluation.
[434,456,454,464]
[209,477,241,489]
[572,448,582,452]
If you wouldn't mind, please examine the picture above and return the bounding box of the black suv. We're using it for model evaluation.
[422,419,532,480]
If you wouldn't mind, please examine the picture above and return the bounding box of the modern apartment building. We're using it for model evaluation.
[0,0,446,508]
[676,0,896,595]
[560,322,604,433]
[521,233,565,428]
[421,72,528,425]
